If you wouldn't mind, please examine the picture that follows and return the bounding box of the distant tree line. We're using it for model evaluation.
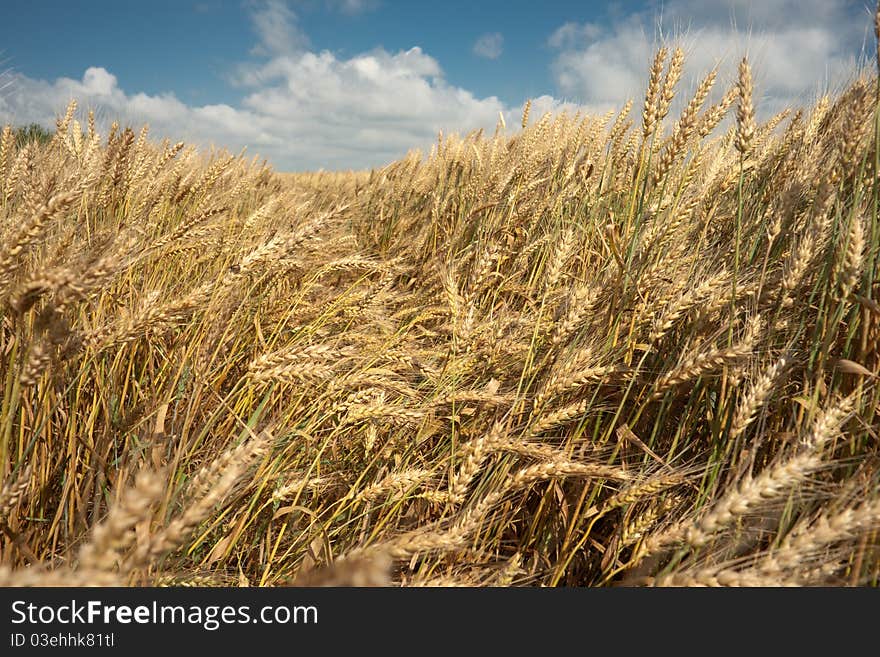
[11,123,53,147]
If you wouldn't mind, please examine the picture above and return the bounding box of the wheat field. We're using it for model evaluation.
[1,19,880,588]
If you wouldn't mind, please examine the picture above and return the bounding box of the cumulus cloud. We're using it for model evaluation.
[0,59,517,171]
[0,0,866,172]
[473,33,504,60]
[0,2,541,171]
[0,66,273,151]
[548,0,867,117]
[249,0,309,56]
[234,46,515,165]
[547,22,602,50]
[325,0,379,14]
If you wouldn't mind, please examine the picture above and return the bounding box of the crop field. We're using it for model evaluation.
[1,38,880,587]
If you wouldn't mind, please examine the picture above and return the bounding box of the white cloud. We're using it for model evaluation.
[0,5,539,172]
[547,22,602,50]
[249,0,309,57]
[549,0,866,117]
[325,0,379,14]
[661,0,856,30]
[234,46,515,161]
[0,66,272,150]
[473,33,504,60]
[552,15,653,110]
[0,0,867,172]
[0,59,516,171]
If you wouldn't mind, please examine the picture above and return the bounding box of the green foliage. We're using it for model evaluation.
[13,122,53,147]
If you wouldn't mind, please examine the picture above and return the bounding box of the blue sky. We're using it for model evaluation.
[0,1,873,171]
